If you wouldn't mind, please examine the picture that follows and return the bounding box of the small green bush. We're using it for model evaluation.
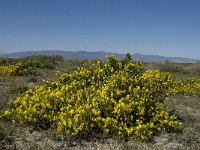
[9,84,29,94]
[0,58,6,66]
[22,55,64,65]
[159,61,186,74]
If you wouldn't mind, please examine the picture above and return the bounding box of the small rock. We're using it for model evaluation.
[164,142,184,150]
[154,134,170,145]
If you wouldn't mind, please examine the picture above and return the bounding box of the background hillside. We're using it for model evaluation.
[0,50,199,63]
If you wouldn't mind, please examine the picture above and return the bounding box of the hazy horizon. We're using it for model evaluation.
[1,0,200,59]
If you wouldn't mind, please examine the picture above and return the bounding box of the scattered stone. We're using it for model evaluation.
[163,142,185,150]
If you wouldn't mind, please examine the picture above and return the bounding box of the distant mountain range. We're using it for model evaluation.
[132,53,199,63]
[0,50,199,63]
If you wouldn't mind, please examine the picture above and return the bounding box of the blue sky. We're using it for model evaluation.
[0,0,200,58]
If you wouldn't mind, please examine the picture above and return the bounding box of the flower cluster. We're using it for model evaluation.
[1,53,182,139]
[170,77,200,95]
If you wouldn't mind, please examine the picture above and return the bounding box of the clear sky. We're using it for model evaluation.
[0,0,200,58]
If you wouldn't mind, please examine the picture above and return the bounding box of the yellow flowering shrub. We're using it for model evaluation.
[170,77,200,95]
[0,62,36,76]
[1,53,183,139]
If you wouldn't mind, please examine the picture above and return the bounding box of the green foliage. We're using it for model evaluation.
[158,60,187,74]
[1,53,182,139]
[0,126,6,141]
[22,55,64,65]
[21,55,64,70]
[188,64,200,77]
[9,84,29,94]
[0,58,7,66]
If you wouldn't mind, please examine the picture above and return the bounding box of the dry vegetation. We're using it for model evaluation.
[0,55,200,150]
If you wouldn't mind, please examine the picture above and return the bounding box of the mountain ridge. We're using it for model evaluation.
[0,50,198,63]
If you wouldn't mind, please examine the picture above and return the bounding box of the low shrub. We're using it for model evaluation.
[9,84,29,94]
[158,60,187,74]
